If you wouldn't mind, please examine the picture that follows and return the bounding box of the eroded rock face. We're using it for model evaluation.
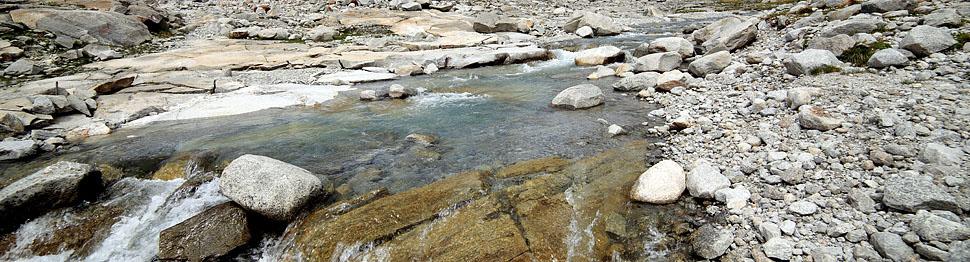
[219,154,324,221]
[0,161,102,233]
[158,202,250,262]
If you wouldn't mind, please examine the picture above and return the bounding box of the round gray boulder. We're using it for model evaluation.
[219,154,325,221]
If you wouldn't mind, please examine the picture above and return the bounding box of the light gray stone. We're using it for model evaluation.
[686,159,730,199]
[647,37,694,57]
[763,237,793,260]
[0,139,37,161]
[14,9,152,46]
[635,52,681,72]
[911,210,970,242]
[308,25,336,41]
[551,84,605,109]
[808,34,856,56]
[219,154,325,221]
[714,186,750,209]
[630,160,685,204]
[575,26,594,38]
[759,222,782,241]
[848,189,877,213]
[472,12,517,33]
[819,16,886,37]
[868,48,909,68]
[563,11,621,36]
[687,51,731,77]
[693,17,758,54]
[783,49,842,76]
[612,72,660,91]
[922,9,962,28]
[914,243,947,261]
[861,0,916,13]
[574,46,624,66]
[3,58,41,75]
[919,143,963,166]
[787,87,818,109]
[691,224,733,259]
[789,200,819,215]
[871,232,916,262]
[901,25,958,57]
[883,176,960,213]
[82,44,122,61]
[0,161,101,232]
[948,241,970,262]
[798,105,843,131]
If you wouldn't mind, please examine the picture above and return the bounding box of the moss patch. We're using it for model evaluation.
[951,32,970,51]
[811,65,842,75]
[839,40,891,66]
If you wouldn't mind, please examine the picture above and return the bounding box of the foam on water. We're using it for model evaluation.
[408,92,490,109]
[83,177,228,261]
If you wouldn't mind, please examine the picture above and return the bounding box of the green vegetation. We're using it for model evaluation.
[810,65,841,75]
[839,40,892,66]
[951,32,970,51]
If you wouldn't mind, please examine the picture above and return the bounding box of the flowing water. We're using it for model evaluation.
[0,19,718,261]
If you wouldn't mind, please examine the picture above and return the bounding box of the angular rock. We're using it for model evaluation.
[798,106,843,131]
[919,143,963,166]
[848,189,877,213]
[647,37,694,57]
[763,238,794,260]
[819,16,886,37]
[0,139,37,161]
[693,17,758,54]
[691,224,733,259]
[66,94,91,117]
[27,96,56,115]
[574,46,624,66]
[359,90,378,101]
[861,0,916,13]
[688,51,731,77]
[789,201,819,215]
[219,154,325,220]
[868,49,908,68]
[883,176,960,213]
[786,87,818,109]
[92,76,136,95]
[563,11,622,36]
[686,159,730,199]
[635,52,681,72]
[922,9,962,28]
[911,210,970,242]
[472,12,517,33]
[630,160,686,204]
[612,72,659,91]
[606,124,626,137]
[388,84,417,98]
[0,113,25,137]
[308,25,336,41]
[807,34,855,56]
[949,241,970,262]
[400,2,422,11]
[0,161,102,233]
[587,66,615,80]
[870,232,915,262]
[900,25,958,57]
[575,26,594,38]
[82,44,122,61]
[12,9,151,46]
[783,49,842,76]
[551,84,605,109]
[0,46,23,62]
[3,58,42,75]
[715,186,750,209]
[158,202,251,262]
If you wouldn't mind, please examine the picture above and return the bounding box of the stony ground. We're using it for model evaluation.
[1,0,970,261]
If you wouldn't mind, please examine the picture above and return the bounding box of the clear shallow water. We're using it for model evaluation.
[0,21,699,261]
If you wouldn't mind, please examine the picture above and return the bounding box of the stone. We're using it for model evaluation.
[0,113,25,137]
[948,241,970,262]
[868,49,909,68]
[0,46,23,62]
[388,84,417,98]
[158,202,251,262]
[919,143,963,166]
[219,154,325,221]
[606,124,626,137]
[0,161,102,233]
[911,210,970,242]
[923,9,962,28]
[848,189,877,213]
[686,159,730,199]
[3,58,42,75]
[575,26,593,38]
[27,96,55,115]
[359,90,378,100]
[563,11,622,36]
[786,87,818,109]
[647,37,694,57]
[759,223,782,241]
[472,12,517,33]
[819,16,886,37]
[914,243,947,261]
[861,0,916,13]
[635,52,681,72]
[693,17,758,54]
[900,25,958,57]
[587,66,615,80]
[93,76,135,94]
[688,51,731,77]
[870,150,894,166]
[66,94,91,117]
[847,229,868,243]
[714,186,750,209]
[400,2,422,11]
[789,200,819,215]
[612,72,660,91]
[82,44,122,61]
[405,134,437,146]
[883,176,960,213]
[784,49,842,76]
[256,28,289,40]
[763,237,793,260]
[807,34,855,56]
[11,9,152,46]
[308,25,336,41]
[691,224,733,259]
[574,46,624,66]
[551,84,605,109]
[0,139,37,161]
[798,106,843,131]
[870,232,916,262]
[630,160,686,204]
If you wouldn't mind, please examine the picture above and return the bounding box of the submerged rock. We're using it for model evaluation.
[550,84,605,109]
[219,154,324,221]
[630,160,686,204]
[158,202,250,262]
[0,161,102,233]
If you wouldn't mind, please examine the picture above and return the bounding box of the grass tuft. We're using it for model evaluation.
[810,65,841,75]
[839,40,891,67]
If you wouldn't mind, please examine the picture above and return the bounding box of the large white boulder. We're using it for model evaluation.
[220,154,325,221]
[630,160,686,204]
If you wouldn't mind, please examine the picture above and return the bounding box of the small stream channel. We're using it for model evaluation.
[0,17,722,261]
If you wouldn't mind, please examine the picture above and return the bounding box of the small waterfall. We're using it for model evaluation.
[563,185,599,262]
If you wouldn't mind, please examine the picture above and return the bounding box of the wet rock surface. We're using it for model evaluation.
[158,202,250,262]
